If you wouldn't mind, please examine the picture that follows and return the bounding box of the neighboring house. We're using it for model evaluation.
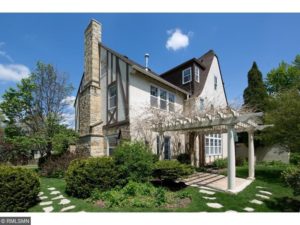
[75,19,228,166]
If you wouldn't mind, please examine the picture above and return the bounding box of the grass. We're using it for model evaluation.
[29,165,300,212]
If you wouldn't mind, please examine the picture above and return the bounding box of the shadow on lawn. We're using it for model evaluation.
[151,179,187,192]
[265,197,300,212]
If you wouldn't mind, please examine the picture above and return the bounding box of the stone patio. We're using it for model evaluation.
[182,172,253,194]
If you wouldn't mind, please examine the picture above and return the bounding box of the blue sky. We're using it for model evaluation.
[0,13,300,126]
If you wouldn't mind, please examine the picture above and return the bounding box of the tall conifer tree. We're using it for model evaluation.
[243,62,268,112]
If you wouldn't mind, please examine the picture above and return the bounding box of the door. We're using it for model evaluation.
[164,136,171,160]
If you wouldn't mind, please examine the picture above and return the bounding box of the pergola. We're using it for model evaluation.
[153,107,270,193]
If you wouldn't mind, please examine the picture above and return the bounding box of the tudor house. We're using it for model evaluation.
[75,19,228,166]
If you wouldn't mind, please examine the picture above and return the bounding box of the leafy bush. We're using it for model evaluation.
[236,157,247,167]
[212,158,228,169]
[39,152,86,178]
[65,157,118,198]
[152,154,159,163]
[290,153,300,165]
[177,153,191,165]
[90,181,171,208]
[113,141,154,184]
[281,166,300,195]
[152,160,194,181]
[0,165,40,212]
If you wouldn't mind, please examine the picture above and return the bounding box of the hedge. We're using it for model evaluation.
[65,157,118,198]
[0,165,40,212]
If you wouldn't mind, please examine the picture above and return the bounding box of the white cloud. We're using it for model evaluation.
[61,112,75,129]
[0,50,14,63]
[62,96,76,107]
[166,28,192,51]
[0,64,30,82]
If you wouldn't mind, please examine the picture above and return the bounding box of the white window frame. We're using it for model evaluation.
[182,67,192,84]
[195,66,200,83]
[150,86,159,108]
[108,84,117,110]
[168,93,175,112]
[150,85,176,112]
[205,134,222,156]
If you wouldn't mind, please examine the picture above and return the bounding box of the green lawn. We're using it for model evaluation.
[29,165,300,212]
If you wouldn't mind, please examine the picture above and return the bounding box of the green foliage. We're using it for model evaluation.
[177,153,191,165]
[243,62,268,112]
[51,126,78,155]
[262,89,300,153]
[0,165,40,212]
[265,56,300,94]
[290,152,300,165]
[39,152,86,178]
[89,181,172,208]
[212,158,228,169]
[65,157,118,198]
[281,166,300,196]
[0,61,74,159]
[152,160,194,181]
[113,141,154,184]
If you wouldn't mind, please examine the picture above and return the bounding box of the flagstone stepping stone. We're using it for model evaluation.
[190,184,199,187]
[39,196,48,200]
[225,210,237,212]
[39,201,53,206]
[250,199,263,205]
[58,199,71,205]
[207,203,223,209]
[200,186,215,191]
[199,189,215,195]
[244,207,255,212]
[259,190,272,195]
[52,195,65,200]
[38,192,44,196]
[50,191,61,195]
[256,194,270,199]
[43,206,54,213]
[256,186,266,189]
[203,196,216,200]
[60,205,75,212]
[48,187,56,191]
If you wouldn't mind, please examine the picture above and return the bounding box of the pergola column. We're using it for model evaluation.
[227,125,236,191]
[248,130,255,180]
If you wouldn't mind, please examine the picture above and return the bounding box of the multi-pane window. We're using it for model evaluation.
[214,75,218,90]
[205,134,222,156]
[168,93,175,112]
[108,85,117,110]
[150,86,175,111]
[195,66,200,83]
[160,90,167,110]
[150,86,158,107]
[182,67,192,84]
[200,98,205,111]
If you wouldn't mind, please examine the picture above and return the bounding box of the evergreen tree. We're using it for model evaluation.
[243,62,268,112]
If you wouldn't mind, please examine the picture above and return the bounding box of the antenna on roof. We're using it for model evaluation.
[145,53,150,71]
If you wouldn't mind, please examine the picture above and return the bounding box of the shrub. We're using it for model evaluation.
[290,152,300,165]
[236,157,247,167]
[212,158,228,169]
[281,166,300,196]
[113,141,154,184]
[177,153,191,165]
[65,157,118,198]
[0,165,40,212]
[89,181,169,208]
[152,160,194,181]
[39,152,86,178]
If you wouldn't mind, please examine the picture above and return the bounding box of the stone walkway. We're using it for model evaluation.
[191,178,273,212]
[38,187,76,212]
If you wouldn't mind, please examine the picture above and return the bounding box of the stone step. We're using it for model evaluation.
[185,174,225,186]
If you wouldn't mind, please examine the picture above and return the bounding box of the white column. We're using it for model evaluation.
[195,135,200,167]
[227,125,236,191]
[248,130,255,180]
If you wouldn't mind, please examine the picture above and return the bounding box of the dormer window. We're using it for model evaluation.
[195,66,200,83]
[182,67,192,84]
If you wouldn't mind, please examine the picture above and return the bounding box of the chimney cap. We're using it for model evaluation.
[145,53,150,58]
